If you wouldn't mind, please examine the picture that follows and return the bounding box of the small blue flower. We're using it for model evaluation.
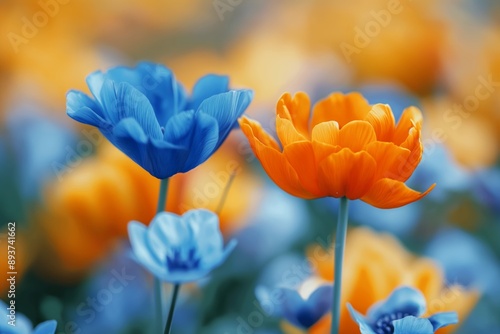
[348,286,458,334]
[128,209,236,283]
[0,301,57,334]
[255,284,333,329]
[66,62,253,178]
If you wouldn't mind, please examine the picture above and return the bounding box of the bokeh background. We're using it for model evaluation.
[1,0,499,333]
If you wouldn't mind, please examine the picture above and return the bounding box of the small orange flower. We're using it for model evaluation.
[239,92,434,208]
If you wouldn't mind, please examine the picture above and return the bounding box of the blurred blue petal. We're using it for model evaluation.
[0,300,56,334]
[392,316,434,334]
[428,312,458,331]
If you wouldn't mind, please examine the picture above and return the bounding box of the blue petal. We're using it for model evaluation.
[427,312,458,330]
[183,209,224,267]
[197,90,253,149]
[392,316,434,334]
[86,70,105,104]
[144,139,190,178]
[128,221,166,279]
[255,286,284,317]
[147,212,193,263]
[33,320,57,334]
[189,74,229,110]
[367,286,426,322]
[280,288,309,328]
[99,80,162,139]
[110,118,149,170]
[66,90,108,127]
[198,238,237,275]
[306,285,334,321]
[347,303,377,334]
[183,111,219,170]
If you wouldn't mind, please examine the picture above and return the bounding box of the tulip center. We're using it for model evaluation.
[373,312,412,334]
[166,247,200,271]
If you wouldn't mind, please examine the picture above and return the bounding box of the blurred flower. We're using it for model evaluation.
[256,282,333,330]
[240,92,434,208]
[66,62,253,178]
[128,209,237,282]
[303,228,478,334]
[348,286,457,334]
[473,168,500,213]
[0,300,56,334]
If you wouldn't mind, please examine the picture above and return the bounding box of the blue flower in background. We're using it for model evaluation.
[256,284,333,329]
[0,301,57,334]
[128,209,237,283]
[348,286,458,334]
[66,62,253,178]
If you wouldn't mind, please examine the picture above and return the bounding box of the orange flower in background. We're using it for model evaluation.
[240,92,434,208]
[36,136,258,279]
[282,228,478,334]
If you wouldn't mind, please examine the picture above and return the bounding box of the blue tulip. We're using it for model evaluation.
[255,284,333,329]
[348,286,458,334]
[128,209,236,283]
[66,62,253,178]
[0,301,57,334]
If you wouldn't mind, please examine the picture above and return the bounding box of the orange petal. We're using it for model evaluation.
[399,126,423,181]
[240,117,314,199]
[311,120,340,146]
[239,116,280,151]
[365,141,412,181]
[312,141,342,164]
[277,92,311,137]
[318,149,376,199]
[361,179,435,209]
[338,121,377,152]
[364,104,396,141]
[284,141,326,196]
[311,92,371,129]
[393,106,423,145]
[276,116,308,147]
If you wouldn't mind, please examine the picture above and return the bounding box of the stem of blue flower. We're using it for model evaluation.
[154,178,169,333]
[164,284,181,334]
[331,197,349,334]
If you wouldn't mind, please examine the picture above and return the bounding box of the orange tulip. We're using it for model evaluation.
[239,92,434,208]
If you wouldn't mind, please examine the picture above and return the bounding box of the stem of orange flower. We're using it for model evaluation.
[154,178,169,334]
[164,284,181,334]
[331,197,349,334]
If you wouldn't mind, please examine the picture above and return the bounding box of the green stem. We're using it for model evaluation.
[331,197,349,334]
[154,178,169,333]
[164,284,181,334]
[215,169,237,215]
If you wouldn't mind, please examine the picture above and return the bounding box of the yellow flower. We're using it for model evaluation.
[240,92,434,208]
[281,228,479,334]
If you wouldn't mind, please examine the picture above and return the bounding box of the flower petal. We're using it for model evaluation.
[366,287,426,322]
[311,121,340,146]
[147,212,191,261]
[183,209,224,267]
[100,80,163,139]
[318,149,376,199]
[198,90,253,149]
[240,118,313,198]
[365,141,412,181]
[347,304,376,334]
[277,92,311,137]
[306,285,334,323]
[276,116,308,147]
[339,121,377,152]
[86,70,105,104]
[364,104,396,142]
[128,221,166,278]
[427,312,458,330]
[66,90,108,127]
[394,106,423,145]
[311,92,371,129]
[33,320,57,334]
[362,179,435,209]
[284,141,325,196]
[399,126,423,181]
[392,316,433,334]
[189,74,229,110]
